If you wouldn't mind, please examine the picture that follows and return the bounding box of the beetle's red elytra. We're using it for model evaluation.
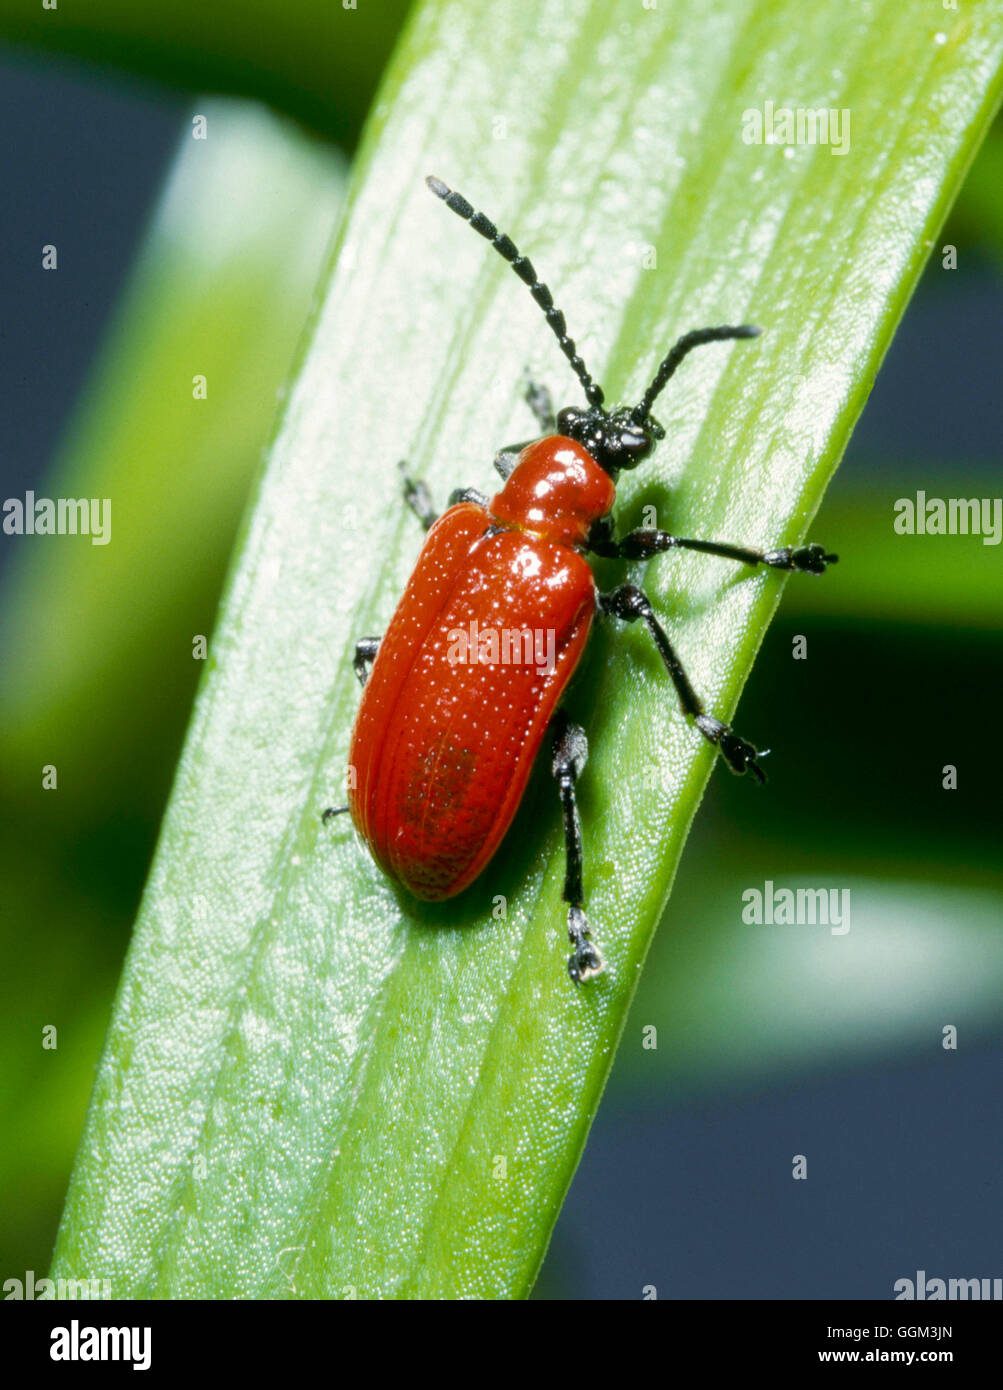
[325,177,837,984]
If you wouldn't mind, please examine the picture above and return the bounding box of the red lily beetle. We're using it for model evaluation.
[326,176,837,983]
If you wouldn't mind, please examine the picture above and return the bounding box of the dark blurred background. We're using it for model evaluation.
[1,40,1000,1300]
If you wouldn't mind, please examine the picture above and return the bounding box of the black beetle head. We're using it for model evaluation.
[556,404,665,479]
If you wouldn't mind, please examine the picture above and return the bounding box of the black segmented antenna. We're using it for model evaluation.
[631,324,761,424]
[426,175,605,409]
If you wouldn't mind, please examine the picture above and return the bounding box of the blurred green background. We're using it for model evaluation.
[0,11,1000,1297]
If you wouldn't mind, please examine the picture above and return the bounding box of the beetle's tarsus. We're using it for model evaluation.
[353,636,382,687]
[763,542,839,575]
[567,905,605,984]
[523,370,557,434]
[398,459,439,531]
[322,804,350,822]
[695,715,769,783]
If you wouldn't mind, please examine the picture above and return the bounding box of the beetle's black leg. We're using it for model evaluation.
[399,459,487,521]
[550,709,604,984]
[448,486,490,507]
[493,443,535,480]
[398,459,438,530]
[600,583,768,782]
[353,636,380,687]
[590,525,837,575]
[524,372,556,433]
[492,375,555,479]
[322,636,380,822]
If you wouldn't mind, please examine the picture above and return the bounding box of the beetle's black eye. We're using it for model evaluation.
[618,428,651,455]
[605,412,654,469]
[557,406,583,436]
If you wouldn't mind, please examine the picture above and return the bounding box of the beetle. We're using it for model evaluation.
[325,175,837,984]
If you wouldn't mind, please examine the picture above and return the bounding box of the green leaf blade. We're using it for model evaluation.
[52,0,1003,1299]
